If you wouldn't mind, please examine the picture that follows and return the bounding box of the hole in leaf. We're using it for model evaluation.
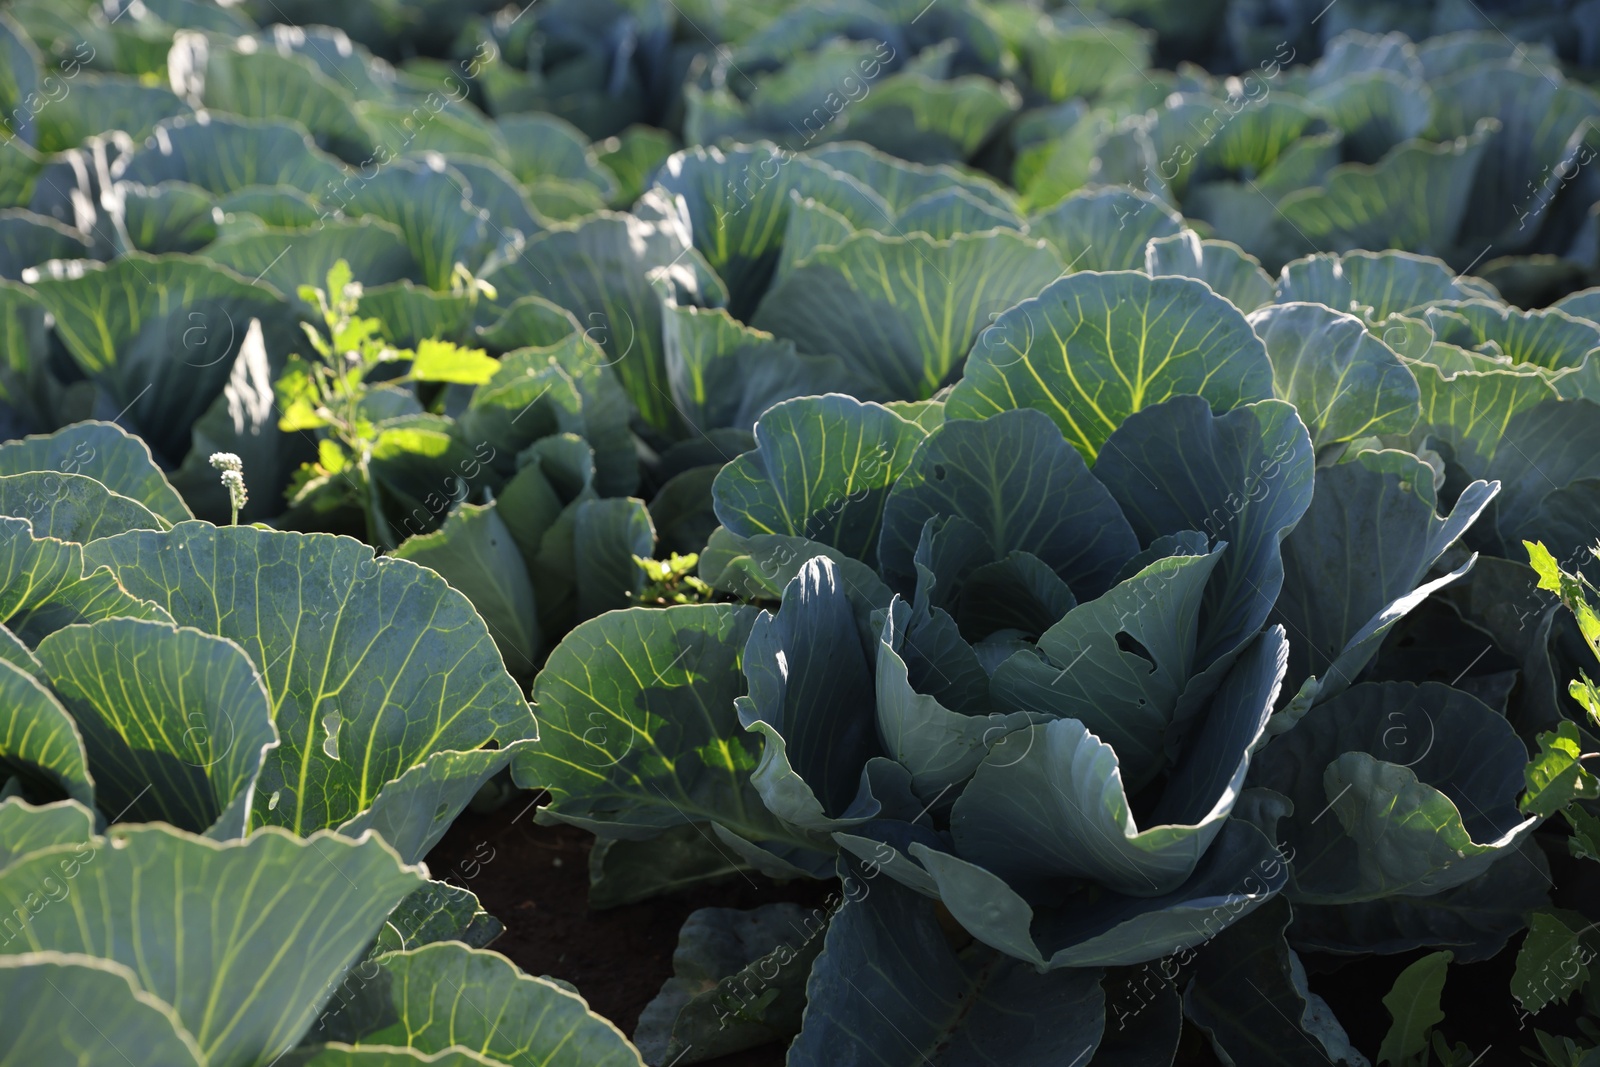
[933,464,947,480]
[1116,631,1156,668]
[322,712,342,761]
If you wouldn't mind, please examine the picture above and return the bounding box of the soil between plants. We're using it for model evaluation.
[428,793,835,1066]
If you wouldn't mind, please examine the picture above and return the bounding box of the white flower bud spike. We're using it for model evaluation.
[209,452,248,525]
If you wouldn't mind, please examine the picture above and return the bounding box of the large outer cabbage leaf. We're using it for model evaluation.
[0,421,192,525]
[0,822,424,1067]
[752,228,1064,400]
[314,942,645,1066]
[82,524,534,840]
[947,271,1275,461]
[713,394,927,568]
[1272,450,1497,705]
[0,952,204,1066]
[1249,681,1535,904]
[791,866,1107,1066]
[35,616,278,838]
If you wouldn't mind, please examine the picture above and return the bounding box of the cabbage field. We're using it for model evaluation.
[5,0,1600,1063]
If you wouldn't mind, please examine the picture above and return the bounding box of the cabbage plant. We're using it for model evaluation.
[515,269,1538,1061]
[0,420,535,861]
[0,417,647,1066]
